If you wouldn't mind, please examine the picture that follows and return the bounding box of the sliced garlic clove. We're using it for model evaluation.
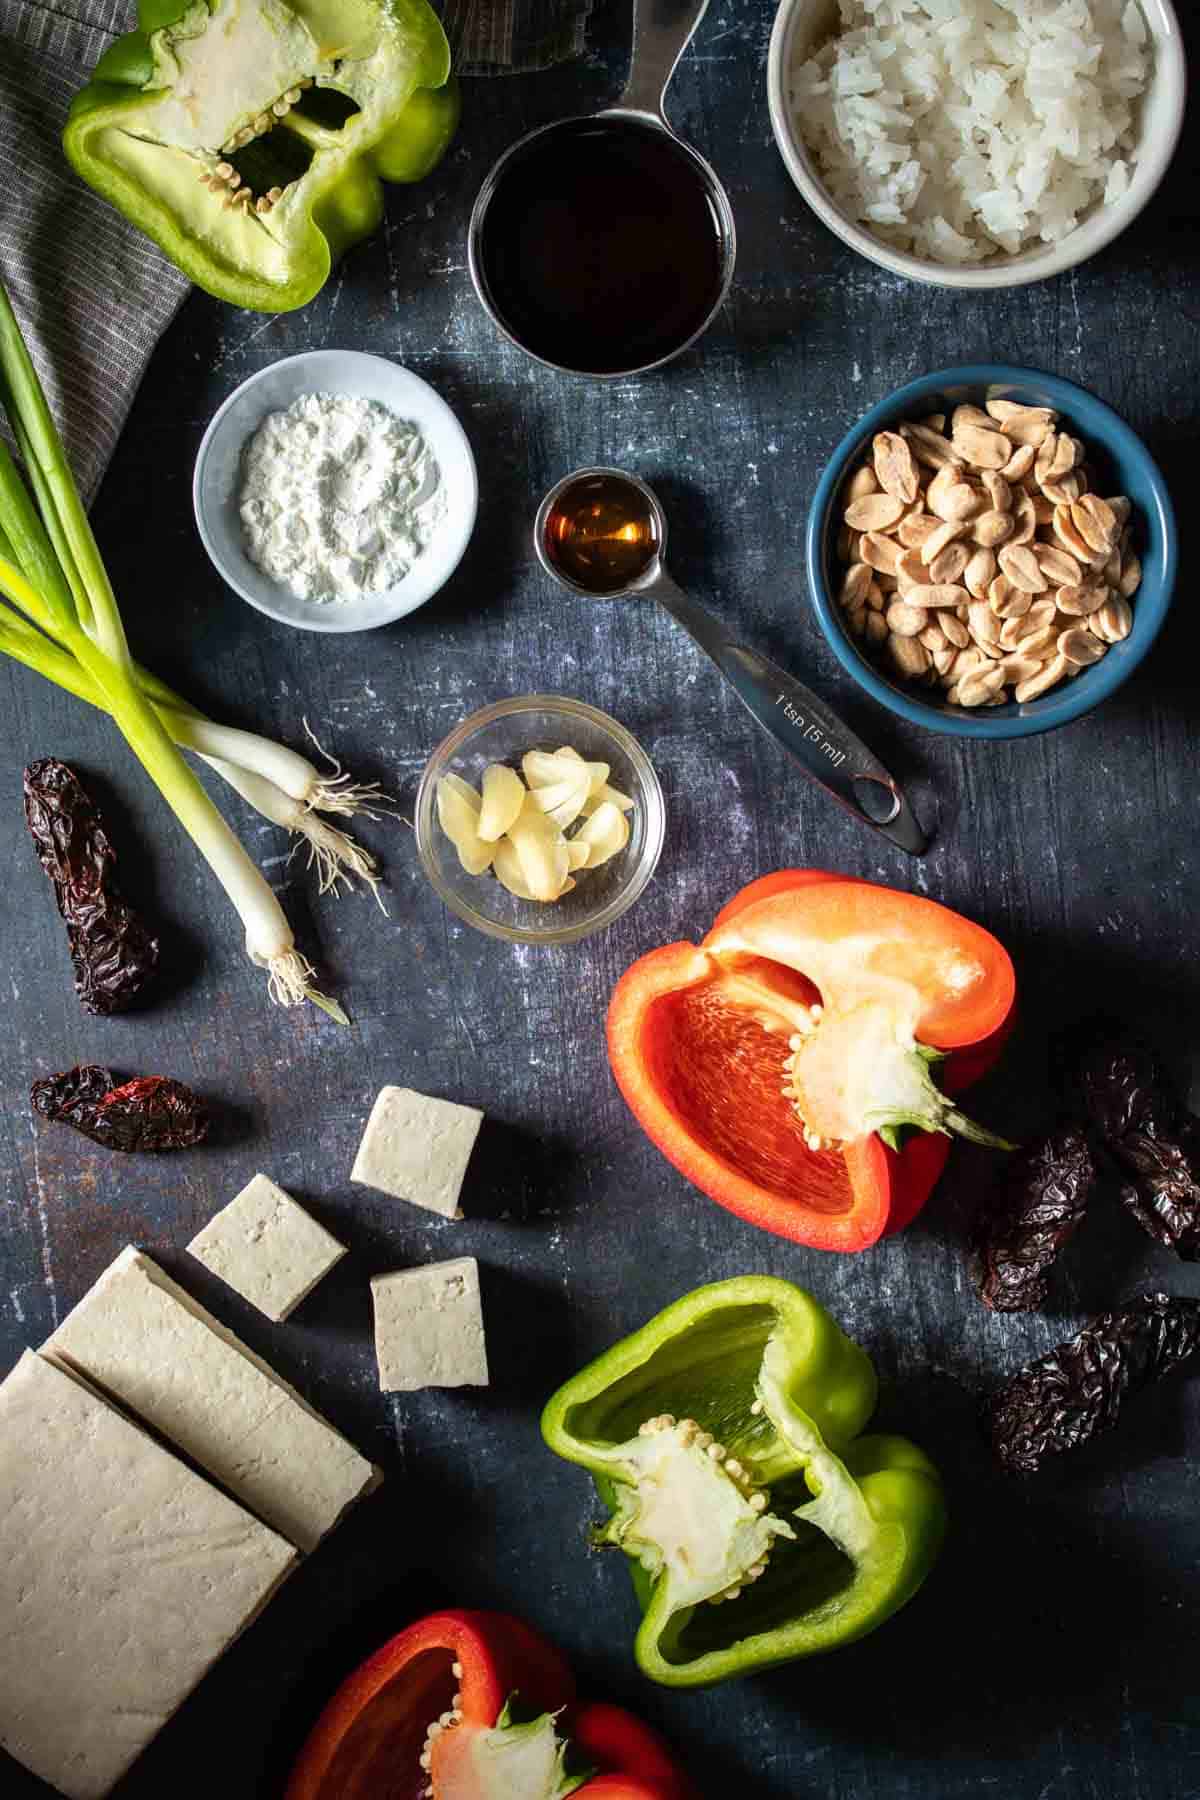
[456,839,496,876]
[581,782,635,817]
[546,788,590,831]
[492,835,535,899]
[521,750,570,789]
[565,839,591,871]
[573,800,630,869]
[436,777,493,875]
[529,768,591,831]
[553,745,611,795]
[528,777,577,810]
[477,763,526,842]
[439,772,482,811]
[507,799,571,900]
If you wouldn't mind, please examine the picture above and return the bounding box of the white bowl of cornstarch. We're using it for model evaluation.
[194,350,478,633]
[768,0,1186,289]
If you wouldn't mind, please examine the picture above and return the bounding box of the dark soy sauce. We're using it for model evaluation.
[476,119,728,375]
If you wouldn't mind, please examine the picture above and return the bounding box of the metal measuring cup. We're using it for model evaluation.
[467,0,736,377]
[534,468,929,854]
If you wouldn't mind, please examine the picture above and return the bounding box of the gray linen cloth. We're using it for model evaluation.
[0,0,591,501]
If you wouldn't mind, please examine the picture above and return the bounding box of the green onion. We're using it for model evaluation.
[201,756,386,905]
[0,279,355,1020]
[0,596,383,900]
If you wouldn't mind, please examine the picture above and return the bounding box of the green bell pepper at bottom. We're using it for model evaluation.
[63,0,459,313]
[542,1277,946,1687]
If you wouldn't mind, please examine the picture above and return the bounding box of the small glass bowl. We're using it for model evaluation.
[415,696,665,945]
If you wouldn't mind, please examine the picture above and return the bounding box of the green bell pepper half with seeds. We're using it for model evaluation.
[542,1276,946,1687]
[63,0,458,312]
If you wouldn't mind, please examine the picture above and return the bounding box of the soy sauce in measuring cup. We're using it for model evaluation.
[474,118,730,377]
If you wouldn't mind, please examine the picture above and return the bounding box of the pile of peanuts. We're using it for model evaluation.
[834,400,1141,707]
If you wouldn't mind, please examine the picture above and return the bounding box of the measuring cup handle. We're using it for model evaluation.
[619,0,712,121]
[653,579,928,855]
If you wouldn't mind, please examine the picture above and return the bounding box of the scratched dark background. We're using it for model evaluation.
[3,1,1200,1796]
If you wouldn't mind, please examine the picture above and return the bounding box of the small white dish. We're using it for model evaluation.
[193,350,478,634]
[767,0,1186,291]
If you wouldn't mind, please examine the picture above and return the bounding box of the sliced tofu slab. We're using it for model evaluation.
[351,1085,484,1217]
[188,1172,347,1323]
[371,1257,489,1392]
[44,1247,380,1553]
[0,1350,297,1800]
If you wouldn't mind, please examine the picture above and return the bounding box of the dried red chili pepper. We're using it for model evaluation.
[31,1065,208,1152]
[984,1293,1200,1474]
[974,1126,1097,1312]
[1064,1020,1200,1261]
[1116,1126,1200,1261]
[23,759,160,1015]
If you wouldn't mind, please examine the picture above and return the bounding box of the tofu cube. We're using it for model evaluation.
[188,1173,347,1323]
[371,1257,488,1392]
[351,1086,484,1218]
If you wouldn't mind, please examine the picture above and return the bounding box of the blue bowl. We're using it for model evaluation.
[805,365,1177,739]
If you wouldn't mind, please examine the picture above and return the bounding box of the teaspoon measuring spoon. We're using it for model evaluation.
[534,468,928,856]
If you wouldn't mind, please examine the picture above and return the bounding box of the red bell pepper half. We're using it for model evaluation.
[607,869,1015,1251]
[285,1609,697,1800]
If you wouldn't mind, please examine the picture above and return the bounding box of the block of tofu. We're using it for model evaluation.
[44,1247,381,1554]
[351,1085,484,1218]
[371,1257,489,1392]
[0,1350,296,1800]
[187,1173,347,1323]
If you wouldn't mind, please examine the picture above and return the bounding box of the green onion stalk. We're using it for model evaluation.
[0,604,386,908]
[0,279,384,1016]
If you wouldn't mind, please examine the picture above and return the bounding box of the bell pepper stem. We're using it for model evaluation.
[942,1107,1017,1150]
[869,1047,1015,1153]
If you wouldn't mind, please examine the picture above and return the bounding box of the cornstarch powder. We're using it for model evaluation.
[239,392,445,603]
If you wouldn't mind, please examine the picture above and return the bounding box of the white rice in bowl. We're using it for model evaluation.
[789,0,1152,263]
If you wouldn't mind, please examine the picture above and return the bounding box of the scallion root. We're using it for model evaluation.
[202,754,385,906]
[301,717,398,819]
[297,814,388,911]
[260,946,349,1022]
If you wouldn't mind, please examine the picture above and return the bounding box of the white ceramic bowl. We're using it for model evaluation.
[767,0,1186,291]
[193,350,478,634]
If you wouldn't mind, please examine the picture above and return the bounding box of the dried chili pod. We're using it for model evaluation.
[974,1125,1097,1312]
[23,759,160,1015]
[1114,1126,1200,1262]
[1061,1018,1171,1142]
[1061,1019,1200,1261]
[31,1064,208,1152]
[985,1293,1200,1474]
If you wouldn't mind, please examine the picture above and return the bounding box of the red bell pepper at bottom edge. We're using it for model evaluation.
[284,1608,698,1800]
[570,1703,701,1799]
[608,869,1016,1249]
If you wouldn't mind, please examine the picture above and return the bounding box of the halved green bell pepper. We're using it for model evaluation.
[542,1277,946,1687]
[64,0,458,312]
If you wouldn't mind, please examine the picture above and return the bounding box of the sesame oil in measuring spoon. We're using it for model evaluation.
[536,469,929,854]
[541,472,662,593]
